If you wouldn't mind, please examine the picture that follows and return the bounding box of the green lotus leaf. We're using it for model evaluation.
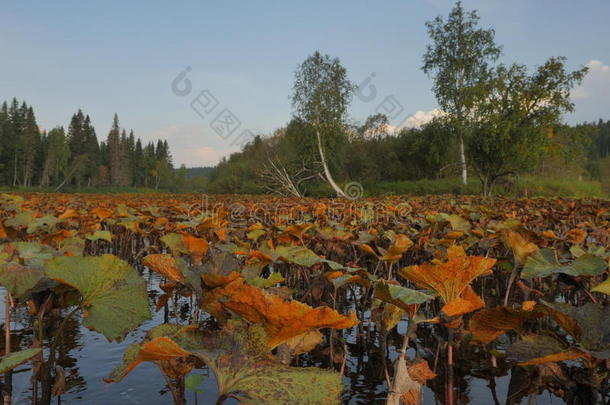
[542,301,610,359]
[185,373,205,393]
[160,233,187,254]
[86,230,113,242]
[45,254,151,342]
[4,210,36,229]
[27,215,60,234]
[506,335,578,365]
[0,242,55,298]
[265,245,357,271]
[108,323,344,404]
[0,348,42,373]
[209,358,343,405]
[0,261,44,298]
[440,213,472,233]
[59,236,85,256]
[521,248,607,279]
[247,272,285,288]
[374,280,434,311]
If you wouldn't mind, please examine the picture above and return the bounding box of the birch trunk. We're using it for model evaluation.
[316,128,346,198]
[459,135,467,185]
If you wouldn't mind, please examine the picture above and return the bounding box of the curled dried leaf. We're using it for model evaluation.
[143,254,185,282]
[203,277,358,348]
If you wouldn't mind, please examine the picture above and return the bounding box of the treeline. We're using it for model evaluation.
[206,2,610,198]
[206,116,610,196]
[0,98,178,190]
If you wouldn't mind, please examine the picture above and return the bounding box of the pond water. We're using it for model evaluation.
[1,269,571,405]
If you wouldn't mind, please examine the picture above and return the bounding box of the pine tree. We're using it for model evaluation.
[40,127,70,186]
[0,102,9,183]
[20,105,41,186]
[119,129,132,186]
[143,142,155,187]
[0,99,176,190]
[133,138,144,186]
[107,114,122,186]
[83,115,100,186]
[9,99,25,186]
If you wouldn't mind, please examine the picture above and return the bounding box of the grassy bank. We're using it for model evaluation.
[1,176,607,199]
[365,176,607,198]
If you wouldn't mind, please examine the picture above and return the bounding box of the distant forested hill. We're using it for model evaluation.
[183,166,215,179]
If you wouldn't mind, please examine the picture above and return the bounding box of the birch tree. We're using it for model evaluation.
[291,51,355,197]
[422,1,501,185]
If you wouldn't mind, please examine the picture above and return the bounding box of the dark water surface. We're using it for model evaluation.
[1,269,570,405]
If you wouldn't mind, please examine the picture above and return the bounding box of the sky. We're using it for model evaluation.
[2,0,610,167]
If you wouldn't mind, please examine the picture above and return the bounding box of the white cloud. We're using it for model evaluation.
[384,109,444,132]
[572,59,610,100]
[402,108,444,128]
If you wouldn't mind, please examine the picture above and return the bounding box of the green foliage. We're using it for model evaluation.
[0,348,42,373]
[422,1,501,117]
[185,374,205,393]
[374,281,434,310]
[368,178,481,196]
[108,322,344,404]
[0,242,52,298]
[292,51,355,126]
[513,176,606,198]
[468,58,588,195]
[290,51,355,196]
[521,248,607,279]
[422,1,502,184]
[543,302,610,358]
[45,254,152,342]
[0,99,176,191]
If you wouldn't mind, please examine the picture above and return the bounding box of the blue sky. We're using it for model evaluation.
[2,0,609,167]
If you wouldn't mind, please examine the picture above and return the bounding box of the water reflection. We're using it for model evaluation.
[1,272,605,404]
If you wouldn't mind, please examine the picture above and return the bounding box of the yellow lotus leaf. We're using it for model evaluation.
[214,228,227,242]
[91,207,113,220]
[566,228,587,244]
[380,234,413,263]
[104,324,198,383]
[522,300,537,311]
[203,277,358,348]
[408,359,436,382]
[541,230,558,239]
[247,249,273,265]
[445,231,464,239]
[518,350,587,366]
[283,223,314,238]
[138,336,192,362]
[399,251,495,306]
[469,306,541,344]
[505,230,538,265]
[181,234,208,265]
[282,331,324,355]
[143,254,185,283]
[153,217,168,228]
[359,244,377,257]
[447,245,466,259]
[58,208,78,219]
[507,335,590,366]
[441,285,484,319]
